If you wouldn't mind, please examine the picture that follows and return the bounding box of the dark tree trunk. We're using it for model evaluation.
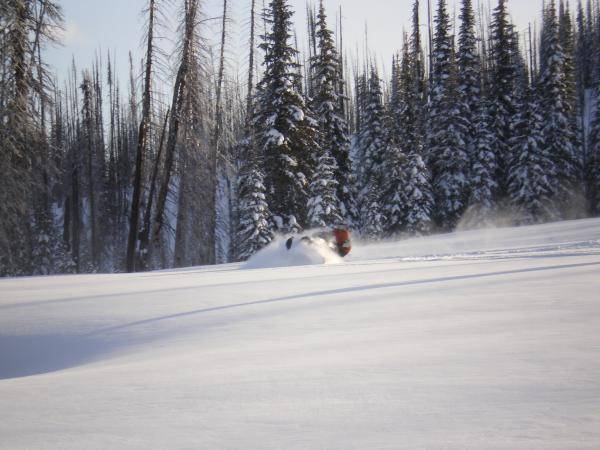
[151,0,198,256]
[173,147,189,268]
[81,77,98,265]
[139,108,169,269]
[126,0,156,272]
[71,152,81,273]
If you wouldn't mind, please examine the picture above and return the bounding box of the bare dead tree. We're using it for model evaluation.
[139,107,169,269]
[80,72,98,265]
[151,0,200,259]
[214,0,228,150]
[247,0,257,118]
[126,0,157,272]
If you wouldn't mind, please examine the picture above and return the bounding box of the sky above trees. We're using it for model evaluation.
[48,0,550,84]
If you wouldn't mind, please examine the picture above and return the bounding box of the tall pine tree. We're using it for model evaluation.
[587,81,600,215]
[489,0,521,195]
[236,0,274,260]
[307,149,343,228]
[236,144,274,259]
[539,0,582,214]
[357,66,388,237]
[255,0,318,232]
[386,41,433,235]
[463,99,498,227]
[310,0,353,225]
[426,0,470,230]
[383,51,408,236]
[457,0,480,182]
[509,83,557,223]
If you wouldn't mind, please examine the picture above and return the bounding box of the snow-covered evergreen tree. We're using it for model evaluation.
[382,52,407,235]
[587,82,600,215]
[426,0,470,230]
[398,34,424,156]
[385,40,433,236]
[310,0,355,225]
[233,0,274,262]
[558,1,585,199]
[307,149,343,227]
[457,0,480,180]
[559,1,579,118]
[410,0,427,108]
[539,0,582,213]
[388,53,404,145]
[575,0,594,96]
[403,152,434,234]
[488,0,521,194]
[508,84,558,223]
[236,137,274,260]
[381,141,408,236]
[389,2,427,155]
[354,72,368,137]
[362,185,385,240]
[357,66,388,235]
[255,0,318,233]
[404,0,428,155]
[463,100,498,228]
[400,5,433,234]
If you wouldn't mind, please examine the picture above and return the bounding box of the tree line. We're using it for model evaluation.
[1,0,600,276]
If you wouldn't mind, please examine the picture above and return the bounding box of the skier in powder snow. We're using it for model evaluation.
[331,226,352,257]
[285,225,352,258]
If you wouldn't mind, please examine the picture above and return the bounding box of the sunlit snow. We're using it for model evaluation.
[1,219,600,449]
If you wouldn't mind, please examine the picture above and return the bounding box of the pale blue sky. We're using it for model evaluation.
[47,0,551,86]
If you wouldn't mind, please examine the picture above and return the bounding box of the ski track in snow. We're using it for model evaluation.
[1,218,600,449]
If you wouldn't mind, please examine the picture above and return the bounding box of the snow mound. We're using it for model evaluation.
[244,235,342,269]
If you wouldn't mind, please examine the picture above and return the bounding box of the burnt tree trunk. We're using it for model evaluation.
[126,0,156,272]
[151,0,199,257]
[139,107,169,269]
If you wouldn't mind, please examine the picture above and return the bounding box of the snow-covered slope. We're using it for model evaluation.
[1,219,600,449]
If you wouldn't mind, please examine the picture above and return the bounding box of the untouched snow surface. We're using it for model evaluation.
[1,219,600,449]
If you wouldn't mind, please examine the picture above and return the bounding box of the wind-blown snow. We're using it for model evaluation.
[1,219,600,449]
[244,235,342,269]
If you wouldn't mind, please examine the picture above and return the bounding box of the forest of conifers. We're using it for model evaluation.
[1,0,600,276]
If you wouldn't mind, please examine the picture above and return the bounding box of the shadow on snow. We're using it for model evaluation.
[1,260,598,380]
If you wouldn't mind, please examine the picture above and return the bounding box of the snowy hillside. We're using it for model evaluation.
[1,219,600,449]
